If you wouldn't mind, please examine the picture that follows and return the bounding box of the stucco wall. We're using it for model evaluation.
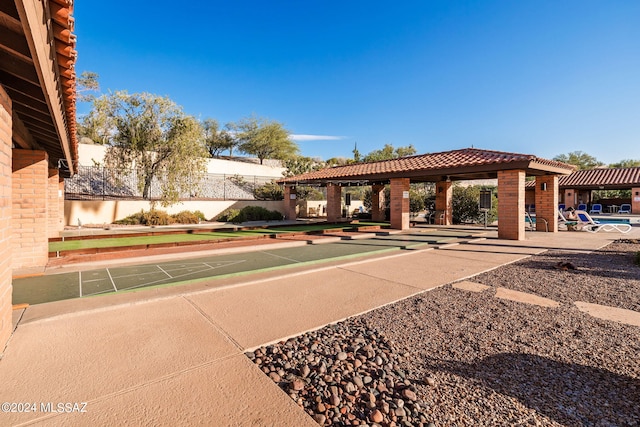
[64,200,285,226]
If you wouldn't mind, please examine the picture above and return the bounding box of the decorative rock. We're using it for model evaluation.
[290,379,305,391]
[300,364,311,378]
[330,394,340,406]
[401,389,417,401]
[313,414,326,425]
[337,352,348,361]
[316,402,326,413]
[425,376,436,387]
[268,372,281,382]
[369,409,384,423]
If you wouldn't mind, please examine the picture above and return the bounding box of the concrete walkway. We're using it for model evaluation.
[1,227,637,426]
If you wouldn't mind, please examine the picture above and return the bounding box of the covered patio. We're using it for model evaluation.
[279,148,574,241]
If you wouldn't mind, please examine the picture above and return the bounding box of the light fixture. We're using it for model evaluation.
[541,183,547,191]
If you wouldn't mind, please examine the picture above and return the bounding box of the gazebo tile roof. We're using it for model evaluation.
[526,167,640,189]
[280,148,573,183]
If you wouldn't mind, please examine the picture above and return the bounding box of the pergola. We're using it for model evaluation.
[279,148,574,240]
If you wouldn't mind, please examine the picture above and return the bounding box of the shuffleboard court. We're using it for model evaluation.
[14,230,482,305]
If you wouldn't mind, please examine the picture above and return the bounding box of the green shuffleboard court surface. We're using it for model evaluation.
[17,229,478,305]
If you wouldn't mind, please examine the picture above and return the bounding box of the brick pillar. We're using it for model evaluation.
[0,86,13,349]
[48,169,64,237]
[371,184,386,222]
[326,183,342,222]
[632,187,640,215]
[535,175,558,232]
[435,180,453,225]
[283,185,297,220]
[563,189,575,209]
[390,178,410,230]
[498,170,525,240]
[12,149,49,269]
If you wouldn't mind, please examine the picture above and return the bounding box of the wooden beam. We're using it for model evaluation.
[14,0,73,170]
[12,110,40,149]
[0,73,47,103]
[0,26,31,61]
[0,49,39,84]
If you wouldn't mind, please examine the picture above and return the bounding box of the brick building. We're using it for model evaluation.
[0,0,77,350]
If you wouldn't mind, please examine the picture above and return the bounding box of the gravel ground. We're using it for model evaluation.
[247,240,640,426]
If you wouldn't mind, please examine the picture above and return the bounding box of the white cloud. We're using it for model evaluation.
[290,134,346,142]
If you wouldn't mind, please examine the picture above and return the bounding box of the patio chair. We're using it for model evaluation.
[589,203,603,214]
[619,203,631,214]
[577,203,587,211]
[574,210,632,234]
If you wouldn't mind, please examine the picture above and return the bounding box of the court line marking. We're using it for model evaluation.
[157,265,172,278]
[105,268,118,292]
[260,251,301,263]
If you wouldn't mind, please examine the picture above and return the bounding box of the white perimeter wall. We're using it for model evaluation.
[78,144,287,177]
[65,200,285,226]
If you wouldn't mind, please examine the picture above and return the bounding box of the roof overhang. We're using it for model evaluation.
[0,0,77,175]
[279,148,574,186]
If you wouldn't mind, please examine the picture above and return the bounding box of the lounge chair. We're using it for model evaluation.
[558,204,565,212]
[619,204,631,214]
[589,203,603,214]
[574,210,632,233]
[577,203,587,211]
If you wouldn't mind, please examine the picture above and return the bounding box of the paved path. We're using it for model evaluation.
[1,227,637,426]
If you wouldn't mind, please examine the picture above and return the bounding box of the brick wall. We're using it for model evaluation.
[534,175,558,232]
[632,188,640,215]
[435,180,452,225]
[12,149,49,269]
[563,189,575,209]
[390,178,409,230]
[498,170,525,240]
[0,86,13,349]
[326,184,342,222]
[283,186,297,220]
[371,184,385,221]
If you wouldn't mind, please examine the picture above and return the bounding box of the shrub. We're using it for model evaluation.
[253,181,284,200]
[115,209,208,225]
[216,206,283,223]
[172,210,201,224]
[140,209,172,226]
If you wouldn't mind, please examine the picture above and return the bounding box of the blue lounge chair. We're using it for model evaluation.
[558,204,565,212]
[575,210,631,233]
[577,203,587,211]
[589,203,603,214]
[619,204,631,214]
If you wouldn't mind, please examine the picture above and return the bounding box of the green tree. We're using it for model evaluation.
[77,71,100,102]
[233,116,299,164]
[553,151,604,170]
[452,185,497,224]
[610,159,640,168]
[362,144,417,162]
[77,94,113,145]
[101,91,208,205]
[282,155,324,177]
[203,118,234,158]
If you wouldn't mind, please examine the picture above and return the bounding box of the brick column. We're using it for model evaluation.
[390,178,410,230]
[48,169,64,237]
[632,187,640,215]
[12,149,49,269]
[283,185,297,220]
[535,175,558,232]
[326,183,342,222]
[435,180,453,225]
[370,184,386,221]
[563,189,575,209]
[498,170,525,240]
[0,86,13,349]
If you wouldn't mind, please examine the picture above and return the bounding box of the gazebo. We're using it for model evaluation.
[279,148,574,240]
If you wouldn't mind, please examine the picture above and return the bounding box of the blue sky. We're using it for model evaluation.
[74,1,639,164]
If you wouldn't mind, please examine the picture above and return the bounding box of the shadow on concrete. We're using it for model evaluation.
[426,352,640,426]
